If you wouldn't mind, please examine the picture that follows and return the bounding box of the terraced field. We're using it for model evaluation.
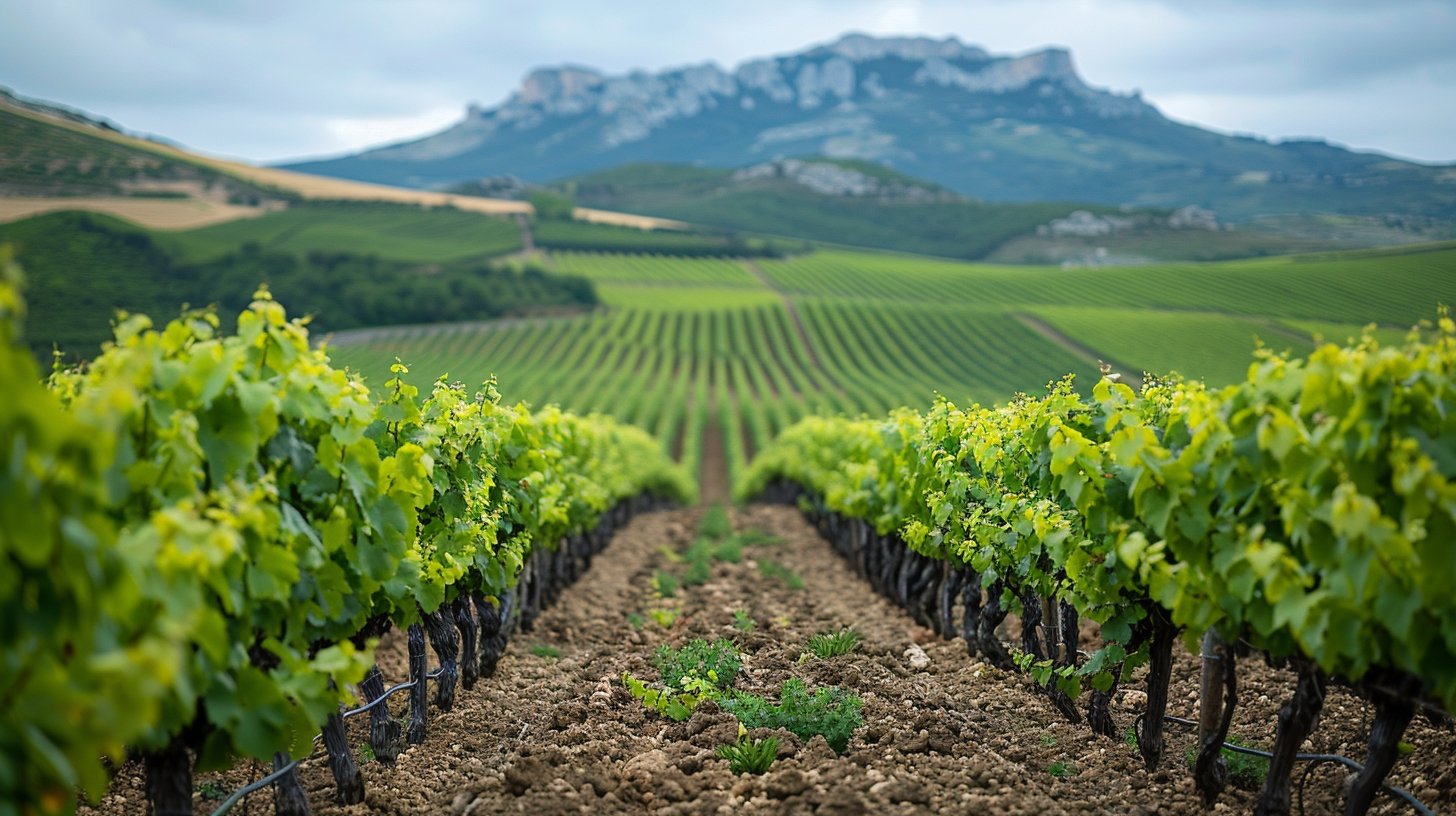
[327,243,1456,497]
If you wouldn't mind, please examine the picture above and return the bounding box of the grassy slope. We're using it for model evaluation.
[0,105,278,200]
[4,94,713,230]
[0,211,181,357]
[569,161,1456,264]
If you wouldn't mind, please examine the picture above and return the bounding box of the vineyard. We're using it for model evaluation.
[740,315,1456,813]
[0,265,690,816]
[328,244,1456,498]
[6,234,1456,816]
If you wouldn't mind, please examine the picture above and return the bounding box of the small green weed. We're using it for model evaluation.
[1183,736,1270,790]
[1040,734,1057,747]
[359,742,376,762]
[805,629,860,659]
[530,643,561,659]
[682,557,711,586]
[1047,761,1072,778]
[624,639,742,722]
[648,608,678,628]
[627,612,645,630]
[733,609,756,632]
[678,523,748,587]
[720,678,863,754]
[197,781,226,801]
[717,732,779,775]
[758,560,804,590]
[698,505,733,540]
[655,639,743,690]
[652,571,680,598]
[622,671,717,721]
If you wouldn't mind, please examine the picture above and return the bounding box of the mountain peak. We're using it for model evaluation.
[809,32,990,63]
[285,32,1170,193]
[517,65,606,107]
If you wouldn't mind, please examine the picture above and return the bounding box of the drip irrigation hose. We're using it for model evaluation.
[209,667,446,816]
[1134,713,1434,816]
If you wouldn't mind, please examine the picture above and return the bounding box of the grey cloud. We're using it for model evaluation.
[0,0,1452,163]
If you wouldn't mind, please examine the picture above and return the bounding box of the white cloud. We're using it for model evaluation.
[0,0,1451,162]
[313,106,466,163]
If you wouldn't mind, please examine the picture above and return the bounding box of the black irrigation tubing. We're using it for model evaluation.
[209,667,447,816]
[1143,713,1435,816]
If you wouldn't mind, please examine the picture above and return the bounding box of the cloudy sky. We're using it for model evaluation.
[1,0,1452,165]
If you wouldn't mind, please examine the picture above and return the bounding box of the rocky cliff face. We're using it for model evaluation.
[281,33,1454,220]
[324,33,1154,169]
[731,158,962,202]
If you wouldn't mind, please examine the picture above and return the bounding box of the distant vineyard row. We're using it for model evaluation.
[331,246,1456,491]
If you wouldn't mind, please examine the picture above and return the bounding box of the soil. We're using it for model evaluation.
[698,410,730,506]
[83,506,1456,816]
[0,196,271,230]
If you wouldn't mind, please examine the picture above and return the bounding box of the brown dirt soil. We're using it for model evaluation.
[698,412,730,506]
[0,196,274,229]
[83,506,1456,815]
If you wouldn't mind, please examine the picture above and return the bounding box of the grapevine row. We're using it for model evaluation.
[739,318,1455,816]
[0,262,692,816]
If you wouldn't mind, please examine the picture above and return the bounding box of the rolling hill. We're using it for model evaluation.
[0,89,676,231]
[0,206,598,360]
[556,159,1420,261]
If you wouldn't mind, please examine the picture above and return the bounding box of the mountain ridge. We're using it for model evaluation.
[280,32,1455,222]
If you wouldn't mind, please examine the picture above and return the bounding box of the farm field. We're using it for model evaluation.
[327,242,1456,499]
[77,506,1456,816]
[0,195,275,229]
[12,22,1456,816]
[9,80,1456,816]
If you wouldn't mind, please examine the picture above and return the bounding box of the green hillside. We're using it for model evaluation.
[564,161,1106,260]
[562,161,1443,263]
[0,205,590,360]
[328,242,1456,496]
[0,96,283,202]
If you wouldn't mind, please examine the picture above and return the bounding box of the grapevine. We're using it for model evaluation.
[740,316,1456,815]
[1,274,690,815]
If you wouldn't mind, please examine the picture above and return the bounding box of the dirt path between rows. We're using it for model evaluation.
[697,403,730,507]
[516,213,536,255]
[1015,313,1144,390]
[86,506,1454,816]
